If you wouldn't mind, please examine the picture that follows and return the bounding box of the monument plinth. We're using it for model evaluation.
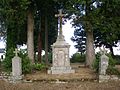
[48,9,75,74]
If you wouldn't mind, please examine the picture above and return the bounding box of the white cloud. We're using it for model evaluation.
[0,41,5,48]
[63,20,77,56]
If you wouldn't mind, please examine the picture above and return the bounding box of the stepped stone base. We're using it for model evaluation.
[0,72,23,83]
[48,66,75,74]
[99,75,119,83]
[8,75,23,83]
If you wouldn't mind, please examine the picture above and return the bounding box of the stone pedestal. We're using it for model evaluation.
[48,35,75,74]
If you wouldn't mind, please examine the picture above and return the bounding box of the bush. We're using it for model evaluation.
[70,53,85,63]
[114,55,120,65]
[92,53,101,72]
[19,49,32,74]
[2,48,14,72]
[107,54,117,66]
[42,52,52,63]
[2,48,32,74]
[32,63,46,71]
[92,53,119,75]
[106,66,120,75]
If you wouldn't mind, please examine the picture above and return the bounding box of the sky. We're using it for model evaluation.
[62,20,77,56]
[0,40,5,48]
[0,40,5,58]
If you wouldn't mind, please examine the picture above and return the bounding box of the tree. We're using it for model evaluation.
[45,15,48,65]
[94,0,120,56]
[71,0,120,61]
[1,0,59,64]
[27,8,35,63]
[69,0,96,67]
[0,0,29,50]
[0,0,36,63]
[34,0,58,63]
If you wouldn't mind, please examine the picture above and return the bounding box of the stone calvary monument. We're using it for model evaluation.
[48,9,75,74]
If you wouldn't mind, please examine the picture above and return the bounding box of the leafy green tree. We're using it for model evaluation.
[0,0,29,49]
[70,53,85,63]
[34,0,58,63]
[0,0,58,64]
[68,0,96,67]
[94,0,120,56]
[0,0,36,63]
[70,0,120,67]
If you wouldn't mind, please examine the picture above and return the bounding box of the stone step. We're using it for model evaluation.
[0,72,23,83]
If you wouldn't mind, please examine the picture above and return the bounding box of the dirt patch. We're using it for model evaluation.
[1,63,120,90]
[24,64,97,81]
[0,80,120,90]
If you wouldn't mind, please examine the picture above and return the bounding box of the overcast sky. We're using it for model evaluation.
[0,40,5,48]
[62,20,77,56]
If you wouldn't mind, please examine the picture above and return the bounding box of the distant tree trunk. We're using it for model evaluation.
[109,45,114,56]
[37,13,45,63]
[45,15,49,65]
[38,31,42,63]
[27,9,34,64]
[86,30,95,68]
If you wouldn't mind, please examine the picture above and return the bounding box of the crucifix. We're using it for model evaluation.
[99,46,107,55]
[13,48,19,56]
[55,9,66,37]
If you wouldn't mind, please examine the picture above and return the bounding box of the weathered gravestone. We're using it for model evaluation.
[99,47,109,75]
[12,48,22,80]
[99,47,110,83]
[48,9,75,74]
[99,54,109,75]
[99,47,120,83]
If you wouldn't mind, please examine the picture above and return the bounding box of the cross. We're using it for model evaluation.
[99,46,107,55]
[55,9,66,36]
[13,48,19,56]
[103,46,107,55]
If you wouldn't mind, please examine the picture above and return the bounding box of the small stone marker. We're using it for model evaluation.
[12,48,22,80]
[99,47,109,75]
[100,54,109,75]
[99,47,120,83]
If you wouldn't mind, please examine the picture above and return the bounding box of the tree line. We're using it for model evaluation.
[0,0,120,67]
